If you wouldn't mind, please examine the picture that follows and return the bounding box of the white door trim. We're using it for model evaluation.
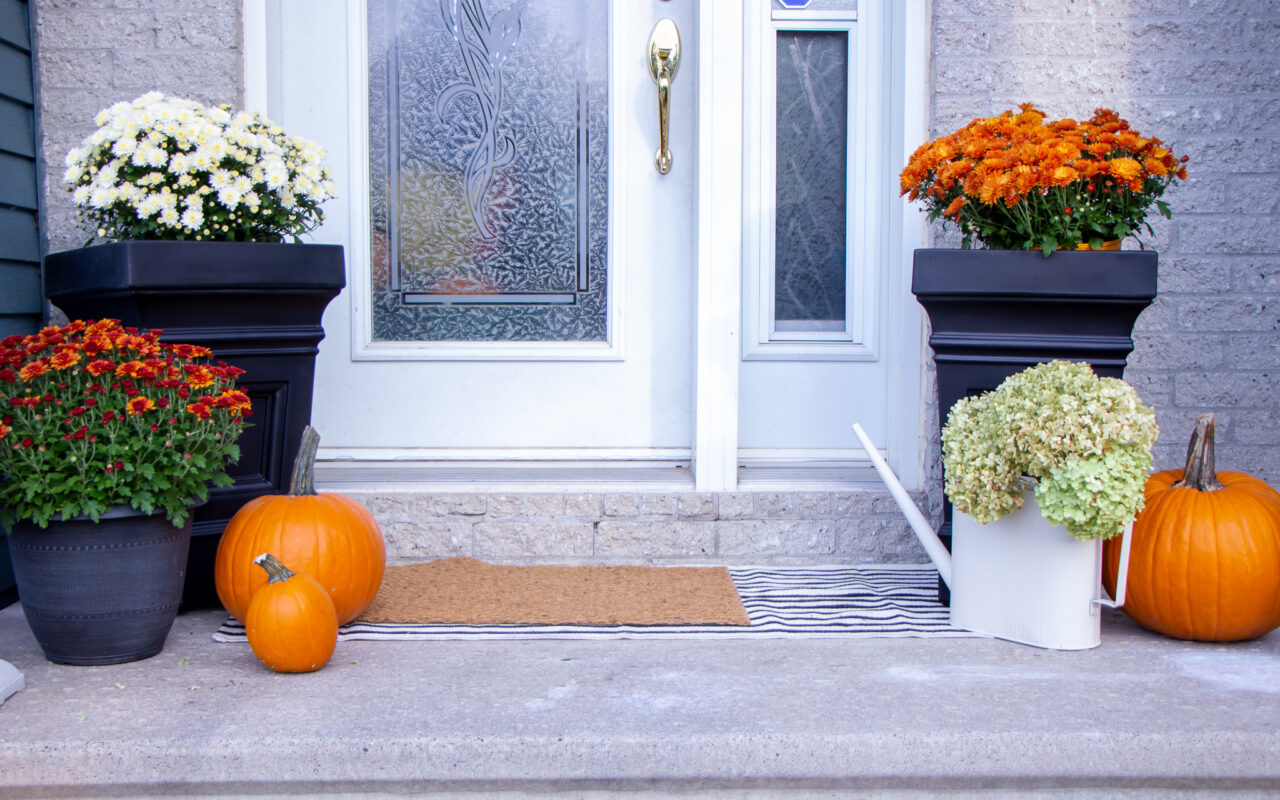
[692,0,744,492]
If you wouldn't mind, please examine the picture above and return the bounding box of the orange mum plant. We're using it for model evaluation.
[900,104,1188,255]
[0,319,249,529]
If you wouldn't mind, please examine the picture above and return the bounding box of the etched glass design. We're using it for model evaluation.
[774,30,848,331]
[368,0,608,342]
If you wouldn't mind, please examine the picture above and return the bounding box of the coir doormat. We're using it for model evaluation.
[214,561,979,641]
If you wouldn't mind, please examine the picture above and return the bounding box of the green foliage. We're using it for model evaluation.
[941,361,1158,541]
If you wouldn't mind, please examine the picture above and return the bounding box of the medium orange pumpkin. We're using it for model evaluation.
[245,552,338,673]
[215,426,385,624]
[1104,414,1280,641]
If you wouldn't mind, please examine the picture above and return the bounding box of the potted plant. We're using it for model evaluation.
[941,360,1159,649]
[900,105,1187,603]
[43,92,347,608]
[0,319,249,664]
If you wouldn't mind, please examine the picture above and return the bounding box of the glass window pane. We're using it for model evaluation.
[774,29,848,329]
[368,0,608,343]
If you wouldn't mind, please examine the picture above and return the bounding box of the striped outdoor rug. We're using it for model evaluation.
[212,564,981,641]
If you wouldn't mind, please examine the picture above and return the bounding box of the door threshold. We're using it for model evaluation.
[313,459,695,493]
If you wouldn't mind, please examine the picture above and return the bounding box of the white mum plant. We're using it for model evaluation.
[63,92,337,243]
[941,360,1159,541]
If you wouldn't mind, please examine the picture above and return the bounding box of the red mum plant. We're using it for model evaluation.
[0,319,250,529]
[900,104,1189,254]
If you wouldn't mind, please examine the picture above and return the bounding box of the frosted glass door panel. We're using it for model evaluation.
[774,29,848,331]
[368,0,608,342]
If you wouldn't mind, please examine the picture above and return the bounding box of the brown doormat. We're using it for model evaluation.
[357,557,751,626]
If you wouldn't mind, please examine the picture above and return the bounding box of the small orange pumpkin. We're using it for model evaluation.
[215,426,385,624]
[1104,414,1280,641]
[245,553,338,673]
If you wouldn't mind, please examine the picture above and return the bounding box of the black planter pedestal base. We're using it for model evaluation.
[911,248,1158,606]
[44,241,345,609]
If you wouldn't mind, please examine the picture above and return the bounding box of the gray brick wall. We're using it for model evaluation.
[32,0,242,254]
[355,491,931,567]
[931,0,1280,486]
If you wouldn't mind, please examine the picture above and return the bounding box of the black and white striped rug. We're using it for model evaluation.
[212,564,980,642]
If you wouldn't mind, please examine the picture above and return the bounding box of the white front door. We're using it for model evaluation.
[249,0,927,491]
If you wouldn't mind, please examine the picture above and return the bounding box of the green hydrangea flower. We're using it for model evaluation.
[941,361,1158,540]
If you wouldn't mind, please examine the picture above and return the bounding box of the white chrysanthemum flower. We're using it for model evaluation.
[111,137,137,157]
[136,194,164,218]
[159,207,180,226]
[72,186,91,204]
[217,186,243,209]
[180,206,204,229]
[210,169,235,189]
[189,150,214,170]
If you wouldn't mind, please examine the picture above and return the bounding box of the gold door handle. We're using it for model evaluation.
[647,18,680,174]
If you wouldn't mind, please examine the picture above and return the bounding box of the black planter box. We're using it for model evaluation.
[43,241,345,609]
[911,247,1158,604]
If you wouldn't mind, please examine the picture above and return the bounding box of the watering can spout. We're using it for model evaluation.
[851,424,952,588]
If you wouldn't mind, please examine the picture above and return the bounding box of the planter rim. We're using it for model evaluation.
[8,503,203,530]
[911,247,1157,299]
[44,240,347,295]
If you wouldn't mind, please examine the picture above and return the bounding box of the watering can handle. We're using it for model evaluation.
[1093,522,1132,610]
[851,423,952,588]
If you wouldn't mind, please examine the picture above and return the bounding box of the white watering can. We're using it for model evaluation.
[851,423,1132,650]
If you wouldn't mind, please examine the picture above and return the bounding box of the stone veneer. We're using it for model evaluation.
[350,490,934,567]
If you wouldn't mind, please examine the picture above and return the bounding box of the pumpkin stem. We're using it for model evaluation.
[1171,413,1226,492]
[253,552,297,584]
[287,425,321,497]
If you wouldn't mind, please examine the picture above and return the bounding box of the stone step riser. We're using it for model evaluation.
[350,490,937,565]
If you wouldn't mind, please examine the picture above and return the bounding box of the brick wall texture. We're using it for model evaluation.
[931,0,1280,485]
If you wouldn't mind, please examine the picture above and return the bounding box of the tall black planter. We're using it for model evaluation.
[43,241,345,609]
[911,248,1158,605]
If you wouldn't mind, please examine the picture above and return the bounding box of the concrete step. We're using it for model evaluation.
[2,602,1278,798]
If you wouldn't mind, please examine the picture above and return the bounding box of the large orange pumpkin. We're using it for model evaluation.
[215,426,385,624]
[1104,414,1280,641]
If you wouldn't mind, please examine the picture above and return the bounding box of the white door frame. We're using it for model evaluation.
[243,0,929,493]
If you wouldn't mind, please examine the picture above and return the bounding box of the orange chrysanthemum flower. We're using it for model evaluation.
[86,359,115,376]
[18,361,49,381]
[126,396,157,415]
[50,349,81,370]
[1108,157,1143,182]
[184,365,215,389]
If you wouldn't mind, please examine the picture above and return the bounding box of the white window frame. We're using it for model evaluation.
[742,3,885,362]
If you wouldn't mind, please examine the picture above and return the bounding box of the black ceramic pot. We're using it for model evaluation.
[911,247,1158,605]
[8,507,192,665]
[43,241,345,609]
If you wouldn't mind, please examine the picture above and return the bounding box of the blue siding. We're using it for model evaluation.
[0,0,39,608]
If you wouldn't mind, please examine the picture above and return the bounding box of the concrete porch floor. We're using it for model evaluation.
[1,600,1278,799]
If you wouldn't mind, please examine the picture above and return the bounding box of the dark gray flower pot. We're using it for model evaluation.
[8,508,192,665]
[43,241,345,610]
[911,248,1158,605]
